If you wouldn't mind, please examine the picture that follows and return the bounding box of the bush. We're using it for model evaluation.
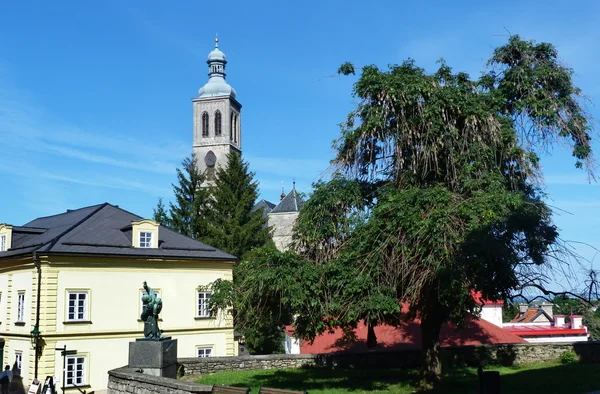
[560,350,578,364]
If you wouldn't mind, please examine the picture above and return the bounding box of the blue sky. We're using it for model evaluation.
[1,0,599,291]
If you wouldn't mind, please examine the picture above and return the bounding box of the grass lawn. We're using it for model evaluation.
[197,362,600,393]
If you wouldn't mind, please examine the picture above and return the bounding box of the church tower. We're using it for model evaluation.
[193,37,242,181]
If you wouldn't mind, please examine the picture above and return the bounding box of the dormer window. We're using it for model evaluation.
[0,225,12,252]
[131,220,159,248]
[139,232,153,248]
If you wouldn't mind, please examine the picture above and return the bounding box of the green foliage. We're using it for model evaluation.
[242,322,285,355]
[552,294,581,316]
[488,36,593,172]
[338,62,355,76]
[206,35,594,378]
[560,351,578,364]
[152,197,169,226]
[502,302,519,323]
[307,35,590,384]
[208,245,314,353]
[204,152,272,260]
[164,152,274,353]
[168,155,211,239]
[292,174,371,264]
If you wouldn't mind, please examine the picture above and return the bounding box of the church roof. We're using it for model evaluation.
[270,188,304,214]
[0,203,236,261]
[252,199,276,218]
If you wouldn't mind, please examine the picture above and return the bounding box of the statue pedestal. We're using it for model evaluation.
[128,337,178,378]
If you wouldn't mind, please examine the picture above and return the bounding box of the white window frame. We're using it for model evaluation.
[197,347,212,358]
[139,231,153,248]
[197,291,212,318]
[0,235,6,251]
[65,355,86,387]
[17,292,25,322]
[67,291,88,321]
[14,351,22,370]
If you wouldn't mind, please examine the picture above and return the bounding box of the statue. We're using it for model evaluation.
[140,281,163,339]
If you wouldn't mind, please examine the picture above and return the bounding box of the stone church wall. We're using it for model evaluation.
[268,212,299,251]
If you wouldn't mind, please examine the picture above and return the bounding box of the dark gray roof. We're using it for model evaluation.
[252,199,276,218]
[270,188,304,214]
[1,203,236,261]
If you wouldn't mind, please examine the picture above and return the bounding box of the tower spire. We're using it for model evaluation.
[198,36,236,98]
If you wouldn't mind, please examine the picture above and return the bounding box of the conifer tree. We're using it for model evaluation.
[205,152,271,260]
[152,197,170,226]
[168,155,211,240]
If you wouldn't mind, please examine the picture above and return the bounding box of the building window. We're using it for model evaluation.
[197,291,212,318]
[17,292,25,322]
[233,115,238,143]
[0,235,6,251]
[229,112,233,141]
[66,355,86,387]
[197,347,212,358]
[202,112,209,137]
[139,232,152,248]
[214,110,222,136]
[14,352,22,371]
[67,292,88,321]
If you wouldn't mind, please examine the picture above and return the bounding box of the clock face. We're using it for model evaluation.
[205,151,217,167]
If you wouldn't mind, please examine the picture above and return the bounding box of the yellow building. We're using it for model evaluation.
[0,203,236,393]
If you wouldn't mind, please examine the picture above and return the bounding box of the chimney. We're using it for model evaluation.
[540,302,553,317]
[571,315,583,329]
[553,314,566,327]
[518,303,528,314]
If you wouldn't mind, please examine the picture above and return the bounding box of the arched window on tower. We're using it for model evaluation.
[230,112,234,141]
[202,112,209,137]
[233,115,238,143]
[214,110,222,136]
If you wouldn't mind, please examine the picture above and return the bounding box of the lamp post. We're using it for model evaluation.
[30,324,41,378]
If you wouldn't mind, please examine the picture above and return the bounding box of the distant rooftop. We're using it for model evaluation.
[270,187,304,214]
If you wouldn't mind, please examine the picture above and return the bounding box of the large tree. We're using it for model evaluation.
[211,35,595,387]
[326,35,593,385]
[152,197,169,226]
[164,154,212,240]
[204,152,272,260]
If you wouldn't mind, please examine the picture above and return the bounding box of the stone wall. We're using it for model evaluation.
[108,367,213,394]
[179,354,318,377]
[178,342,600,378]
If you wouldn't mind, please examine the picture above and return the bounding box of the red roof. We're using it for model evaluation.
[505,325,588,337]
[471,290,504,305]
[294,307,525,355]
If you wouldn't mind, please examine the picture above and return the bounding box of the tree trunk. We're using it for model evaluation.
[420,303,445,387]
[367,322,377,349]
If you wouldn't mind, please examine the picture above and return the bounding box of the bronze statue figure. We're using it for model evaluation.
[141,281,163,339]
